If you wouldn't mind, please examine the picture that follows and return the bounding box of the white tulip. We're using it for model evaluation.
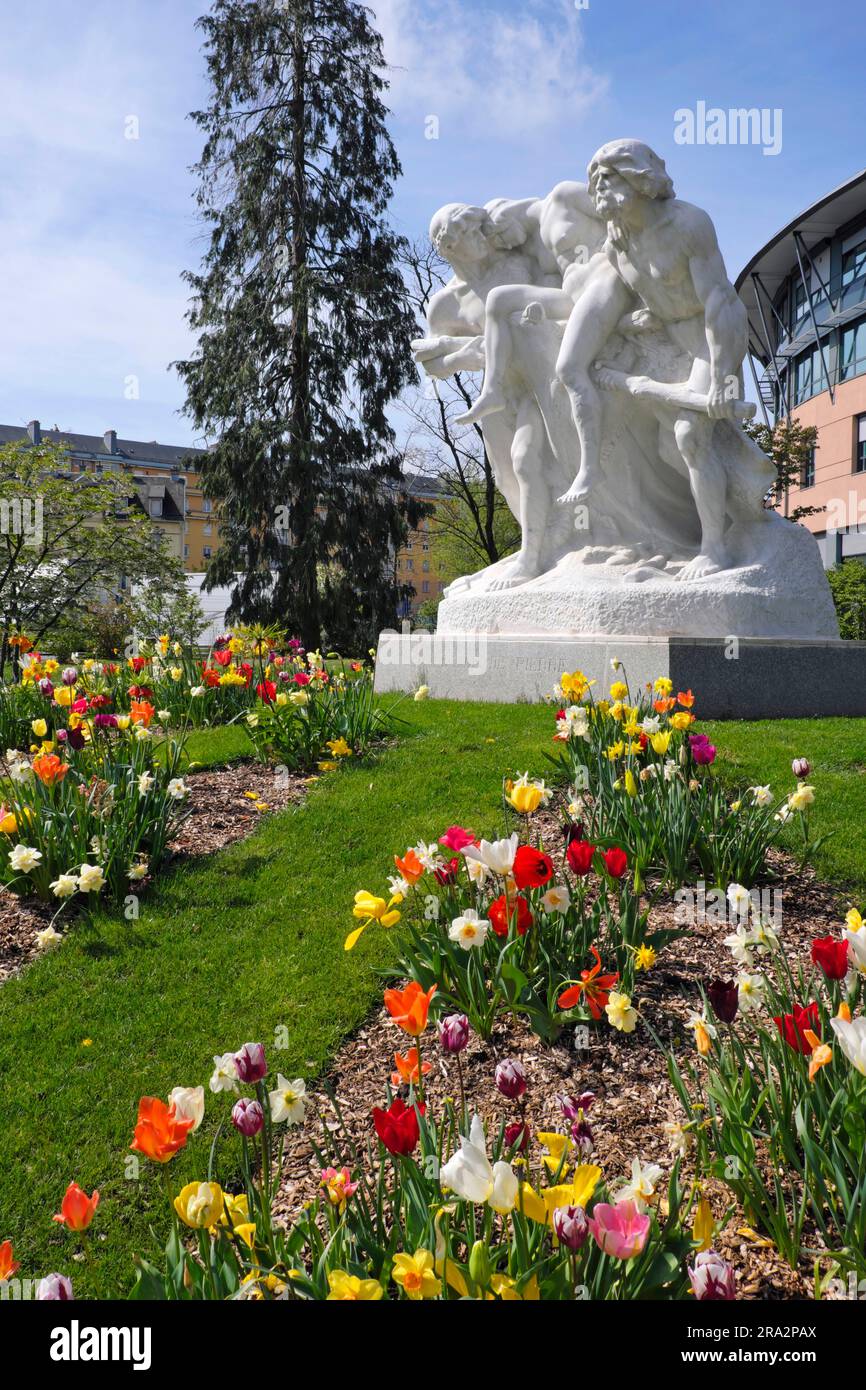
[831,1016,866,1076]
[439,1114,518,1213]
[462,833,518,876]
[169,1085,206,1131]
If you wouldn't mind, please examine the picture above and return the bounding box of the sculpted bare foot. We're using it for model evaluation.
[676,550,726,581]
[557,466,596,506]
[455,390,507,426]
[488,556,542,590]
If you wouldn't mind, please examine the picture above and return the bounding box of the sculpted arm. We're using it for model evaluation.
[685,208,748,419]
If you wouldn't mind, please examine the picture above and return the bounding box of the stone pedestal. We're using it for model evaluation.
[374,632,866,718]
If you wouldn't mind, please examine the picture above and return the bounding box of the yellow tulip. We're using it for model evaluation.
[692,1193,714,1252]
[624,769,638,797]
[174,1181,224,1229]
[31,719,47,738]
[53,687,73,708]
[651,731,671,755]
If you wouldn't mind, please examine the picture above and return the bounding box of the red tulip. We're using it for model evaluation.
[52,1182,100,1232]
[512,845,554,889]
[567,839,596,876]
[256,680,277,704]
[811,935,849,981]
[773,1001,821,1055]
[489,892,533,937]
[602,846,628,879]
[372,1097,424,1155]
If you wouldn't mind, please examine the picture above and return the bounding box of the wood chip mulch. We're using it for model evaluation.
[272,813,858,1302]
[0,757,308,983]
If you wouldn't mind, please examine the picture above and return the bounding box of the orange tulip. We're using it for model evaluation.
[0,1239,19,1281]
[384,981,437,1036]
[32,753,69,786]
[130,1096,194,1162]
[129,700,155,727]
[52,1181,100,1231]
[677,690,695,708]
[803,1029,833,1083]
[391,1048,432,1087]
[394,849,425,884]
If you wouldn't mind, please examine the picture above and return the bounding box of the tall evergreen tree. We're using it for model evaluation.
[176,0,423,650]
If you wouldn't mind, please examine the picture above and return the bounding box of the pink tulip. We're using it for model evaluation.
[588,1199,650,1259]
[439,825,476,851]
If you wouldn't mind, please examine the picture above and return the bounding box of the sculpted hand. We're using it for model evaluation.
[706,381,736,420]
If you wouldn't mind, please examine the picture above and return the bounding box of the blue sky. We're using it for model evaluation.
[0,0,863,446]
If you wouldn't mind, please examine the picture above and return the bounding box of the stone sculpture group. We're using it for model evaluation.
[411,139,837,640]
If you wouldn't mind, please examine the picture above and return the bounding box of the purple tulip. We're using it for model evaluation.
[234,1042,267,1084]
[560,1091,595,1121]
[504,1120,531,1152]
[439,1013,470,1054]
[792,757,811,780]
[93,713,117,729]
[495,1058,527,1100]
[688,1249,736,1300]
[36,1273,74,1300]
[62,667,78,686]
[231,1097,265,1137]
[707,978,739,1024]
[66,726,86,750]
[689,733,716,766]
[56,728,68,744]
[38,677,54,698]
[553,1205,589,1252]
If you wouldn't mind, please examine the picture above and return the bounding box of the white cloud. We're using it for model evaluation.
[373,0,607,139]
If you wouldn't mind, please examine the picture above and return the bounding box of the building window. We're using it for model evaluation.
[149,498,163,518]
[204,523,212,536]
[856,415,866,475]
[184,544,189,558]
[793,345,828,404]
[406,558,413,571]
[203,545,212,559]
[841,317,866,383]
[842,238,866,289]
[202,498,212,513]
[421,581,429,594]
[800,445,816,489]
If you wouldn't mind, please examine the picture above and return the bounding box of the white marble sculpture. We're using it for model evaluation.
[412,139,838,639]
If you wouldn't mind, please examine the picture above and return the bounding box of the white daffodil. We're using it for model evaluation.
[189,685,205,697]
[726,883,752,917]
[36,926,62,951]
[830,1015,866,1076]
[751,917,782,954]
[169,1085,206,1131]
[749,785,773,808]
[449,909,490,950]
[167,778,189,800]
[723,925,755,967]
[541,884,571,914]
[134,725,151,743]
[157,709,171,723]
[439,1114,518,1214]
[388,873,410,897]
[138,771,155,794]
[9,844,42,873]
[662,758,677,782]
[128,861,148,881]
[663,1120,694,1159]
[616,1157,664,1209]
[412,841,442,873]
[737,972,766,1013]
[788,784,816,812]
[50,873,79,898]
[774,805,793,823]
[464,856,489,886]
[269,1075,307,1125]
[462,833,518,877]
[209,1053,240,1094]
[78,863,105,893]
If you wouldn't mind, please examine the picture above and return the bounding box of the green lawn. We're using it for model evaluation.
[0,702,863,1297]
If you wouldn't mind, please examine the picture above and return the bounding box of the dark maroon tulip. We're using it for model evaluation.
[707,978,739,1023]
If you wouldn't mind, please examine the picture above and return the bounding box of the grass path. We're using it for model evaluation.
[0,701,550,1295]
[0,702,863,1295]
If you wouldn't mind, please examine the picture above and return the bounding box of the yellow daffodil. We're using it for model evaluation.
[846,908,863,932]
[605,741,624,761]
[326,1270,383,1301]
[654,677,673,695]
[606,990,637,1031]
[537,1131,573,1176]
[610,681,628,701]
[634,944,656,971]
[327,738,352,758]
[169,666,183,681]
[692,1192,714,1252]
[392,1249,440,1300]
[345,889,402,950]
[490,1273,540,1301]
[540,1165,602,1224]
[560,669,592,700]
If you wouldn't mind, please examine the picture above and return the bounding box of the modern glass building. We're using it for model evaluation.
[736,168,866,566]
